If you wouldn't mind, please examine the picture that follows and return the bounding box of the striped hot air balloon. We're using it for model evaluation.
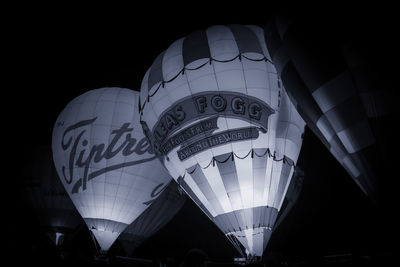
[264,15,395,204]
[139,25,305,259]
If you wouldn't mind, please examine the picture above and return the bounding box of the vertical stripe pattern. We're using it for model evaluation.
[139,25,305,257]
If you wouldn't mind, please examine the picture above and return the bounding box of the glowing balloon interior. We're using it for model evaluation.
[139,25,305,257]
[52,87,172,251]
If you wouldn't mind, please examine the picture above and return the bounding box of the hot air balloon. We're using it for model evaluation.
[264,15,395,204]
[118,180,186,256]
[139,25,305,259]
[20,145,82,247]
[52,87,172,252]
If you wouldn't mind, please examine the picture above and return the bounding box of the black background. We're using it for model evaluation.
[6,3,399,266]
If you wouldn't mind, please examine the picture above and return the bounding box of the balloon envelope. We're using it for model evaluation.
[264,17,394,203]
[139,25,305,257]
[52,87,172,251]
[273,167,304,231]
[118,180,186,255]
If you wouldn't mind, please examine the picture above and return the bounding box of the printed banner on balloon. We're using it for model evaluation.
[144,91,274,158]
[177,127,260,161]
[58,117,156,194]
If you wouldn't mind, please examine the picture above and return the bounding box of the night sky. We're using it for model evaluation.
[6,5,398,266]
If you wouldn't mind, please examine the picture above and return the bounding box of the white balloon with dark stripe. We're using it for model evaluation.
[139,25,305,258]
[52,88,172,252]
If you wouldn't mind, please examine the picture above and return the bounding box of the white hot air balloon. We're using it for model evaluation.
[139,25,305,259]
[52,87,172,252]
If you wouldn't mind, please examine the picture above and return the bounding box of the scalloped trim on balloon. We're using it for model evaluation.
[139,53,272,115]
[179,147,295,180]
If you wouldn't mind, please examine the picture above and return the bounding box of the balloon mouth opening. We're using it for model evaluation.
[226,226,272,258]
[225,226,272,236]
